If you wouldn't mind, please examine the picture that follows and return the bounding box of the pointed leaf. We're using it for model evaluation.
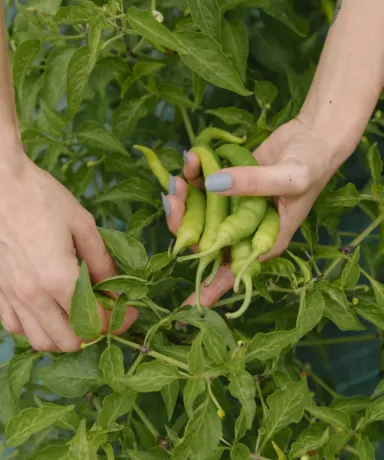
[120,361,180,393]
[161,380,179,421]
[187,0,221,40]
[340,247,361,290]
[356,436,375,460]
[13,39,41,92]
[246,330,297,362]
[78,121,129,155]
[98,391,137,429]
[221,18,248,82]
[229,370,256,430]
[183,379,206,417]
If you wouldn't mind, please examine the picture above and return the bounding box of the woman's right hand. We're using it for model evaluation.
[163,117,346,309]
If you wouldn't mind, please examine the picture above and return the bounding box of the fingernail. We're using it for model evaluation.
[161,193,171,216]
[183,150,189,165]
[205,173,232,192]
[169,175,176,195]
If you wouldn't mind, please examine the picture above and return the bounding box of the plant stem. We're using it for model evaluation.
[213,291,259,308]
[112,335,190,371]
[344,444,359,456]
[151,0,157,9]
[80,335,106,349]
[0,360,10,369]
[171,410,188,434]
[180,106,195,145]
[133,403,160,439]
[101,33,124,50]
[309,370,340,399]
[133,37,146,54]
[207,379,224,417]
[297,334,378,347]
[255,379,268,417]
[220,437,233,448]
[127,353,145,376]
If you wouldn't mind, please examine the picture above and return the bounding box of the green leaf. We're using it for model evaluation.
[38,346,103,397]
[161,380,179,421]
[97,178,155,206]
[206,107,253,128]
[146,253,172,277]
[366,396,384,423]
[112,98,149,139]
[102,444,115,460]
[188,331,205,376]
[6,404,75,447]
[331,396,371,416]
[13,39,40,92]
[306,405,351,430]
[263,380,312,443]
[354,298,384,330]
[126,7,183,52]
[322,431,353,459]
[157,84,195,109]
[37,99,66,136]
[120,361,180,393]
[109,294,129,333]
[183,379,206,417]
[366,276,384,313]
[287,251,312,284]
[25,445,70,460]
[34,399,80,432]
[318,282,365,331]
[295,289,325,341]
[327,183,361,207]
[69,261,101,340]
[133,62,166,78]
[67,47,95,120]
[272,441,287,460]
[187,0,221,40]
[78,120,129,155]
[230,443,250,460]
[246,330,297,362]
[127,209,157,239]
[43,46,76,109]
[192,72,206,106]
[88,18,103,66]
[221,18,248,82]
[202,328,228,365]
[100,344,126,393]
[356,436,375,460]
[254,80,278,109]
[367,143,383,198]
[229,370,256,430]
[234,408,248,442]
[93,276,149,300]
[99,228,148,271]
[98,391,137,429]
[340,247,361,290]
[68,419,97,460]
[7,353,38,405]
[289,426,329,459]
[175,31,252,96]
[125,447,171,460]
[55,4,103,24]
[173,398,222,460]
[261,258,296,280]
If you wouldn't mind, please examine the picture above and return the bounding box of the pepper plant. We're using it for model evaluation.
[1,0,384,459]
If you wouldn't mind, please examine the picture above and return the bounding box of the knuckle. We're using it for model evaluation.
[31,339,56,352]
[18,279,40,299]
[2,317,22,334]
[58,339,81,353]
[83,211,97,229]
[291,167,310,194]
[40,268,73,293]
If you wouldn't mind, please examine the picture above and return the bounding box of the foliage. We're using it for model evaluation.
[1,0,384,459]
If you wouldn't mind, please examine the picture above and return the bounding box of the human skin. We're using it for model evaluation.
[0,8,138,352]
[164,0,384,308]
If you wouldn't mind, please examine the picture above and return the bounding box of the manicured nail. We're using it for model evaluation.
[205,173,232,192]
[183,150,189,165]
[169,175,176,195]
[161,193,171,216]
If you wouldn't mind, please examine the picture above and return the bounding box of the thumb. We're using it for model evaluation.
[204,163,309,197]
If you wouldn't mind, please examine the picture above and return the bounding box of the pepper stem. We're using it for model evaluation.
[234,252,259,293]
[195,254,217,316]
[205,253,222,287]
[226,274,253,319]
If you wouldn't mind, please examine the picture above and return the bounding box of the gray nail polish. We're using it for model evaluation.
[161,193,171,216]
[205,173,232,192]
[183,150,188,165]
[169,175,176,195]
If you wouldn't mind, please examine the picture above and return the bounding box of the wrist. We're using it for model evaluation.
[0,131,26,174]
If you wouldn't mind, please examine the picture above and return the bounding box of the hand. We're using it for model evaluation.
[163,117,339,307]
[0,145,138,352]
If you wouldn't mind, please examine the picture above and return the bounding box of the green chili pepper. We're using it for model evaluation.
[178,144,267,263]
[172,183,206,257]
[234,205,280,293]
[194,128,246,147]
[135,144,206,257]
[189,145,229,316]
[134,145,170,191]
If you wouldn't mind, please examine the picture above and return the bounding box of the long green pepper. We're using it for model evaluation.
[234,205,280,293]
[135,144,206,257]
[178,144,268,262]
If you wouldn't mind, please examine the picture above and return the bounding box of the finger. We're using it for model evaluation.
[0,290,25,335]
[204,163,310,197]
[182,265,234,309]
[71,212,118,284]
[183,151,202,186]
[13,303,59,352]
[169,175,188,202]
[163,194,185,235]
